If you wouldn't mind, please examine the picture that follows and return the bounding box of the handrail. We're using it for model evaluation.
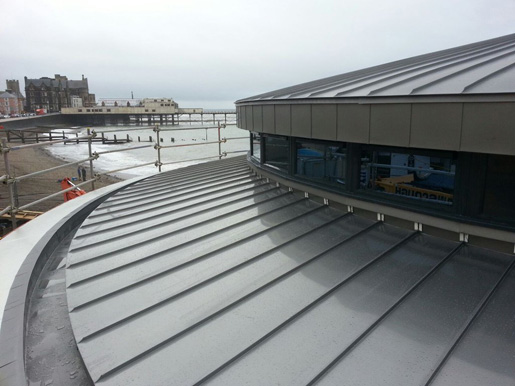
[94,124,222,135]
[14,156,97,182]
[94,144,154,155]
[366,162,455,176]
[0,121,249,231]
[0,206,11,217]
[160,153,227,166]
[17,178,97,211]
[157,139,226,150]
[97,161,158,176]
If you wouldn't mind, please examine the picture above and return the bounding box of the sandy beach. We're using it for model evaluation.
[0,142,122,213]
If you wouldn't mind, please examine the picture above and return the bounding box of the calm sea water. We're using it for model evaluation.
[46,116,249,179]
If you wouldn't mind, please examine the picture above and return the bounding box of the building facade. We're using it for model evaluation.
[0,91,21,115]
[24,74,96,112]
[237,33,515,236]
[5,80,25,112]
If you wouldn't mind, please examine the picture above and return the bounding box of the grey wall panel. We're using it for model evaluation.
[253,105,263,132]
[262,105,275,134]
[370,104,411,147]
[337,104,370,143]
[461,103,515,155]
[410,103,463,151]
[237,106,243,129]
[241,106,247,130]
[245,106,254,131]
[313,104,337,141]
[291,105,312,139]
[275,105,291,136]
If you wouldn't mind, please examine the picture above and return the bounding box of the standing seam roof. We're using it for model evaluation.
[65,156,515,385]
[236,33,515,102]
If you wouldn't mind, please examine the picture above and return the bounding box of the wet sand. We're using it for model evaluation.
[0,143,122,212]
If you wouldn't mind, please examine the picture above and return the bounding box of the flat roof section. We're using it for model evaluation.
[64,156,515,385]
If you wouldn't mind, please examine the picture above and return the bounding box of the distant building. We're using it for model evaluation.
[62,98,193,115]
[24,74,96,112]
[70,96,83,108]
[0,91,21,115]
[5,80,25,112]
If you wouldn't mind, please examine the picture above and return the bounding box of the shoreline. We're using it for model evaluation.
[0,143,123,213]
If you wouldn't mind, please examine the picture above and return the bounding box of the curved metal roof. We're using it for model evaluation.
[64,156,515,385]
[237,33,515,103]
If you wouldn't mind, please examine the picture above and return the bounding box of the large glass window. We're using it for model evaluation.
[251,132,261,161]
[264,136,290,172]
[482,154,515,222]
[296,140,346,186]
[360,148,455,204]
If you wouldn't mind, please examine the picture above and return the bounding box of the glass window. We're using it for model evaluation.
[482,155,515,222]
[360,149,455,204]
[251,132,261,161]
[296,140,346,186]
[264,136,290,172]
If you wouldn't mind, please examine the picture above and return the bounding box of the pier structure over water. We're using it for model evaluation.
[61,97,236,125]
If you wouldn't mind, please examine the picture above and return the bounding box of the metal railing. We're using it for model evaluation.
[0,122,247,230]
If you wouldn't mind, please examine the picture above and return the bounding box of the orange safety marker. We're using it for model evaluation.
[60,177,86,202]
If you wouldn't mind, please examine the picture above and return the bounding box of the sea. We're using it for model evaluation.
[46,115,249,179]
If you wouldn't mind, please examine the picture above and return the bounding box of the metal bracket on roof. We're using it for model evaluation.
[288,186,293,192]
[414,222,423,232]
[459,233,469,243]
[304,192,309,198]
[323,198,329,206]
[347,205,354,213]
[377,213,385,222]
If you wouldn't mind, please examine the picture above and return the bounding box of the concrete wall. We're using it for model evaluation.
[0,113,75,130]
[237,102,515,156]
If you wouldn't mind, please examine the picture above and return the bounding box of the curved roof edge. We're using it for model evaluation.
[0,177,146,386]
[236,33,515,103]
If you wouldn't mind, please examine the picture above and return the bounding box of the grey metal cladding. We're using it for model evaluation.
[245,105,253,131]
[252,105,263,131]
[65,156,515,386]
[410,103,463,150]
[262,105,275,134]
[312,104,337,141]
[291,105,311,138]
[236,33,515,102]
[275,104,291,136]
[337,104,370,143]
[461,102,515,154]
[370,104,411,147]
[236,106,243,129]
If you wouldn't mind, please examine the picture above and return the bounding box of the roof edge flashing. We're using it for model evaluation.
[0,177,147,386]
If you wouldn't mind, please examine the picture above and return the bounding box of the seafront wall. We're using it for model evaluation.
[0,114,75,130]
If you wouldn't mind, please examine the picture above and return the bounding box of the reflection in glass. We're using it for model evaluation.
[296,140,346,186]
[264,136,290,172]
[251,132,261,161]
[360,149,455,204]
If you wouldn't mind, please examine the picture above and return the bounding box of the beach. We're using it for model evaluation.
[0,122,247,214]
[0,144,122,213]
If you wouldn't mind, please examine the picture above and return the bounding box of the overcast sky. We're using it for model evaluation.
[1,0,513,108]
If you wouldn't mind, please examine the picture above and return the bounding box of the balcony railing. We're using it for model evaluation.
[0,122,248,231]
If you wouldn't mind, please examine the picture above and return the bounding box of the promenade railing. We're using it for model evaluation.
[0,122,248,230]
